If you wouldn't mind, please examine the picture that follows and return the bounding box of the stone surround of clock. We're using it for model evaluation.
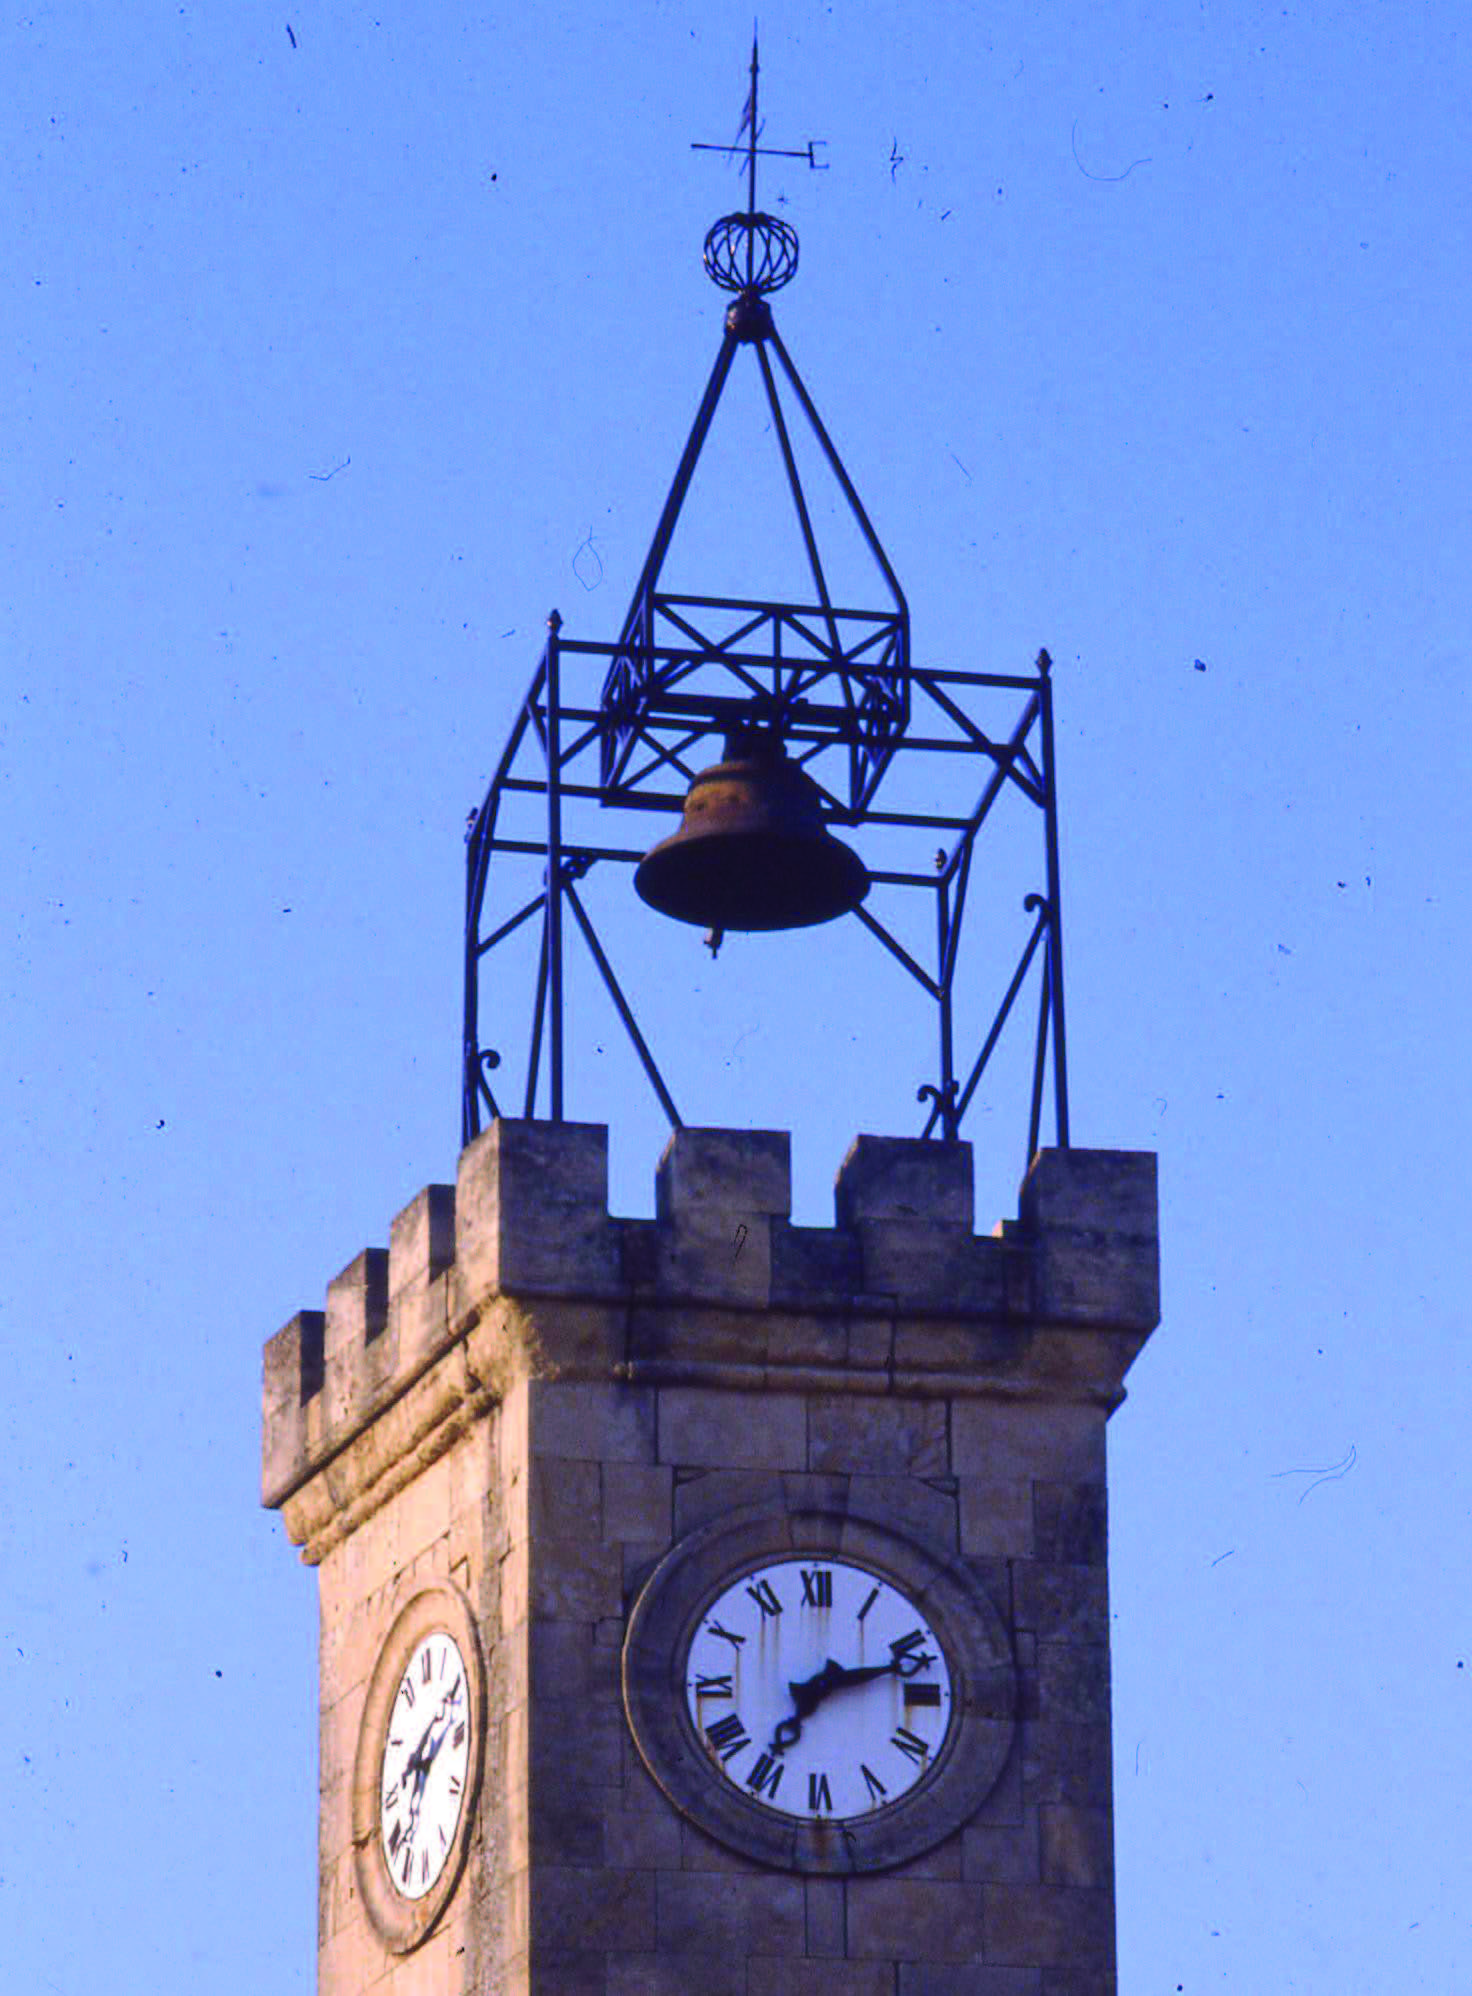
[263,1122,1158,1995]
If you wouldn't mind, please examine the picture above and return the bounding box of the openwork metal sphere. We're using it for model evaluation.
[703,212,800,295]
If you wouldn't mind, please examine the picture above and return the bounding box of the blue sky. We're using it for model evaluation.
[4,3,1470,1989]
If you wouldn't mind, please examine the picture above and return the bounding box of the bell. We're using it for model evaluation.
[634,731,869,932]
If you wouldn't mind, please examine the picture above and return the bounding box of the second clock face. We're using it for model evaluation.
[683,1555,954,1822]
[378,1630,472,1902]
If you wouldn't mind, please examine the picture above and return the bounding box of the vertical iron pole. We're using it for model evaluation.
[1037,652,1070,1147]
[546,611,565,1121]
[936,877,958,1139]
[462,826,483,1145]
[1027,954,1052,1167]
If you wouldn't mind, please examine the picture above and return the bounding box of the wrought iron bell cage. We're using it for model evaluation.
[461,49,1071,1175]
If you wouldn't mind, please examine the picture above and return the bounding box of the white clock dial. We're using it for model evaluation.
[378,1631,472,1901]
[683,1556,953,1821]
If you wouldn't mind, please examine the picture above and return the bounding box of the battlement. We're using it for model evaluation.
[262,1122,1157,1518]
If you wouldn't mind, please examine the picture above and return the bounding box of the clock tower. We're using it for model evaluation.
[263,47,1160,1996]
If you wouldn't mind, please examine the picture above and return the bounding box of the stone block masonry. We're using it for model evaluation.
[264,1123,1158,1996]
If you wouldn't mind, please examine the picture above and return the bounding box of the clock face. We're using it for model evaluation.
[377,1630,473,1902]
[684,1556,953,1822]
[623,1505,1016,1873]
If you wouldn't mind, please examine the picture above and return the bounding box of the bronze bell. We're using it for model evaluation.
[634,730,869,932]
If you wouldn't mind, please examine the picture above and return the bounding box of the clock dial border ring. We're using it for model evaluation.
[352,1581,487,1954]
[623,1503,1015,1873]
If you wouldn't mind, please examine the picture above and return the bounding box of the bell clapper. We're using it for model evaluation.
[704,927,726,959]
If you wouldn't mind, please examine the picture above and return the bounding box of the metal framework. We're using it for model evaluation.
[461,43,1071,1172]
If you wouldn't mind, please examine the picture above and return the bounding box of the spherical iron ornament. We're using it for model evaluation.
[703,212,800,296]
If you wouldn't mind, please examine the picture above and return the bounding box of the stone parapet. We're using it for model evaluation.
[263,1123,1158,1527]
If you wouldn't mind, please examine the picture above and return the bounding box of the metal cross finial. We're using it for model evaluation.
[692,37,826,301]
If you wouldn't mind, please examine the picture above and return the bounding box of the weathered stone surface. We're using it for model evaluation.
[525,1455,601,1542]
[808,1396,947,1477]
[1037,1642,1110,1727]
[857,1221,1009,1311]
[530,1865,656,1952]
[983,1885,1113,1968]
[1039,1805,1113,1890]
[846,1878,987,1961]
[609,1954,747,1996]
[963,1807,1042,1886]
[323,1249,389,1437]
[602,1462,673,1544]
[952,1402,1107,1487]
[261,1310,322,1503]
[898,1970,1044,1996]
[657,1125,793,1218]
[805,1876,845,1957]
[656,1871,805,1954]
[771,1221,863,1305]
[1032,1482,1107,1566]
[1039,1970,1116,1996]
[836,1135,974,1226]
[530,1379,656,1465]
[750,1966,896,1996]
[528,1537,625,1622]
[1020,1722,1114,1809]
[456,1119,618,1297]
[659,1385,807,1470]
[1020,1150,1158,1331]
[672,1467,787,1537]
[389,1183,455,1300]
[849,1473,958,1548]
[959,1476,1034,1558]
[1013,1565,1109,1646]
[603,1797,682,1870]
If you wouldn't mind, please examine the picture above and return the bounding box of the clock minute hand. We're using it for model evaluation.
[822,1659,896,1691]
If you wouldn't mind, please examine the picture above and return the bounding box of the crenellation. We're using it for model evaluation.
[770,1218,863,1306]
[836,1133,974,1226]
[264,1124,1157,1577]
[656,1125,792,1219]
[851,1216,1011,1311]
[455,1119,619,1301]
[389,1182,455,1299]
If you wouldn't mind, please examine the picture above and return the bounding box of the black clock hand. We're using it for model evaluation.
[769,1650,936,1752]
[769,1657,894,1751]
[404,1676,463,1782]
[417,1678,465,1775]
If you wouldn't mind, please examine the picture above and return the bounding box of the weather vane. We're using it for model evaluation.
[691,34,827,303]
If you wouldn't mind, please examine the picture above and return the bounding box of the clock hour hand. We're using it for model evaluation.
[769,1655,899,1752]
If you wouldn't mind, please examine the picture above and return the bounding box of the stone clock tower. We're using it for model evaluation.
[263,1124,1156,1992]
[263,48,1160,1996]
